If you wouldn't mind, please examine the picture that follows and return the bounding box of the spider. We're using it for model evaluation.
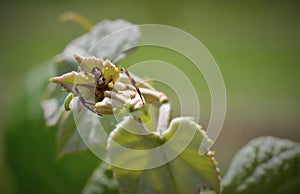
[73,62,144,115]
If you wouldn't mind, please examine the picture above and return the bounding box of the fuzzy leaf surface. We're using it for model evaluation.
[222,136,300,194]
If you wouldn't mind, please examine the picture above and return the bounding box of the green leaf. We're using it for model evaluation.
[55,19,141,75]
[222,136,300,194]
[57,99,119,157]
[107,117,221,194]
[57,111,87,156]
[4,62,100,194]
[42,82,68,127]
[83,163,119,194]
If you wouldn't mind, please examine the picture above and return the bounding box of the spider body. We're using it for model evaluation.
[91,66,109,103]
[73,58,144,115]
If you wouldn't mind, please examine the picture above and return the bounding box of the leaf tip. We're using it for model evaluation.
[49,77,56,83]
[74,54,82,64]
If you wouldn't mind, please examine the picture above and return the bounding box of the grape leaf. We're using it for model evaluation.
[222,136,300,194]
[55,19,141,75]
[107,117,221,194]
[42,19,141,156]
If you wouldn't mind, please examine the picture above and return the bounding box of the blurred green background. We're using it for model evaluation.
[1,0,300,193]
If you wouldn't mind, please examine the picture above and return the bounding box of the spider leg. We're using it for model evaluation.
[74,84,99,115]
[121,68,145,105]
[75,83,95,93]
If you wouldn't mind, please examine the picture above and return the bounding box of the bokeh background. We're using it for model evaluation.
[1,0,299,193]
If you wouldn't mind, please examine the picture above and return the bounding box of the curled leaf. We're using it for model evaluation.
[107,117,220,194]
[49,71,78,93]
